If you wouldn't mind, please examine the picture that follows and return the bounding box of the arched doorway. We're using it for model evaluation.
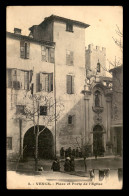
[23,126,54,159]
[93,125,104,156]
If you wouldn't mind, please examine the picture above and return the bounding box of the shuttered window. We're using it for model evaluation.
[48,73,53,92]
[39,72,53,92]
[20,40,25,58]
[24,71,29,90]
[66,50,74,65]
[7,69,30,90]
[20,41,30,59]
[41,46,55,63]
[25,42,30,59]
[67,75,74,94]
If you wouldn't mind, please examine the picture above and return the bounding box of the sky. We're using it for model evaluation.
[6,6,123,69]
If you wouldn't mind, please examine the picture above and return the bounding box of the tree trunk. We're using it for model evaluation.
[84,157,87,173]
[35,134,38,171]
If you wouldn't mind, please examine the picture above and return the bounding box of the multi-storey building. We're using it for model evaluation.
[7,15,90,160]
[7,15,119,161]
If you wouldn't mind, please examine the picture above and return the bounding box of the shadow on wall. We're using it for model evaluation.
[56,97,85,151]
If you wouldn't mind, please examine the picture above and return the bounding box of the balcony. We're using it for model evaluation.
[92,106,104,114]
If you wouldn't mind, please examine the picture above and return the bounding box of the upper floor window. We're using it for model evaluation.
[66,22,73,32]
[41,46,55,63]
[67,75,74,94]
[40,106,47,116]
[7,68,30,90]
[68,115,73,125]
[66,50,74,66]
[20,41,30,59]
[7,137,12,150]
[39,72,53,92]
[97,60,101,72]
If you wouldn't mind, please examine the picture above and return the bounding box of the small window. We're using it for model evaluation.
[7,137,12,150]
[40,106,47,116]
[68,115,73,125]
[97,60,101,72]
[16,105,25,115]
[66,23,73,32]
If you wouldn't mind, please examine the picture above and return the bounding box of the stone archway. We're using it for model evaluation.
[23,125,54,159]
[93,125,104,156]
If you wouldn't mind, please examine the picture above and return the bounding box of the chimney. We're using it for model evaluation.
[14,28,21,35]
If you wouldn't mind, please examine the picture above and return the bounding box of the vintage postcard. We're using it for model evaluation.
[6,6,123,189]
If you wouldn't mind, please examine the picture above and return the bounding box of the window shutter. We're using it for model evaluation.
[24,71,29,90]
[50,48,55,63]
[45,74,49,91]
[67,75,72,94]
[71,75,74,93]
[70,51,74,65]
[39,72,43,91]
[20,40,25,58]
[12,69,17,81]
[17,69,22,89]
[48,73,53,92]
[26,42,30,59]
[41,46,46,61]
[18,70,24,90]
[39,73,48,92]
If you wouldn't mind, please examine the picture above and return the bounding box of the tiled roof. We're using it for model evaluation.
[38,14,90,29]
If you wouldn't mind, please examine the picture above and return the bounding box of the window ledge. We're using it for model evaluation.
[66,30,74,33]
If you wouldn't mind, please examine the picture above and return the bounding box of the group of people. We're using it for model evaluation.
[51,156,75,172]
[60,147,82,158]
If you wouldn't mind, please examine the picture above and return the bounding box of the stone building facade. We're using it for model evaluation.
[109,65,123,155]
[7,15,115,161]
[6,29,55,160]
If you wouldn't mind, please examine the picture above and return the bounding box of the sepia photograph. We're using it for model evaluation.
[6,6,123,189]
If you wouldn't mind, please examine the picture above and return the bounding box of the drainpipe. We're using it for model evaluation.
[54,47,56,158]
